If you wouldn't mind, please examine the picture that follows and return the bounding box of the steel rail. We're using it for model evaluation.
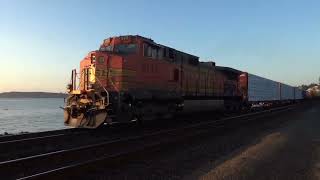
[0,128,80,143]
[0,128,92,163]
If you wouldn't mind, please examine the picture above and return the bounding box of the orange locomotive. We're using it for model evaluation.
[64,35,242,128]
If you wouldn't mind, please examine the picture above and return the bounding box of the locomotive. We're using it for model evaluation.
[63,35,303,128]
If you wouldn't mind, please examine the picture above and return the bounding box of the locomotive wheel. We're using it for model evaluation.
[135,113,144,126]
[131,106,144,126]
[128,101,143,125]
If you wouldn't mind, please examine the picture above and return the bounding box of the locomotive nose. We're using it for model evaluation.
[63,94,109,129]
[64,107,107,129]
[63,106,82,127]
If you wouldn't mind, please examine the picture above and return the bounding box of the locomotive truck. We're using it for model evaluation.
[63,35,303,128]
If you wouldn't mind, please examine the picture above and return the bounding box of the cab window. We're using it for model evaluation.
[114,44,137,54]
[143,43,163,59]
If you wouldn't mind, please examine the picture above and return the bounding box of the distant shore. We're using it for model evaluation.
[0,92,67,98]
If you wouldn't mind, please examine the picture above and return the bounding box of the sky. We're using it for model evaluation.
[0,0,319,92]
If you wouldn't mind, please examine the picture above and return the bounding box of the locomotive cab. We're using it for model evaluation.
[63,36,141,128]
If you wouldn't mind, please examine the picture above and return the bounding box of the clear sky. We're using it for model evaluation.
[1,0,319,92]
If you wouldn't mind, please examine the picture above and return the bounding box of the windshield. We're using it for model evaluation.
[100,44,137,55]
[100,45,113,52]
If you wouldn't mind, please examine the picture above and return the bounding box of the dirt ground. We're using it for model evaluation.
[196,101,320,180]
[80,101,320,180]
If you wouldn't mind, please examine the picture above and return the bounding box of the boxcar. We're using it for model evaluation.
[280,83,295,100]
[239,73,280,103]
[294,87,303,100]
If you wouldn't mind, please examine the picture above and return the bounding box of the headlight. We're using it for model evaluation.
[66,84,72,92]
[91,54,96,63]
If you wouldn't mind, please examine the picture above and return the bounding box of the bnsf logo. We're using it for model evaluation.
[95,69,109,77]
[95,69,136,77]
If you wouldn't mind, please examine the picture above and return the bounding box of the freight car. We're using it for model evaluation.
[239,73,304,108]
[294,87,304,100]
[63,35,303,128]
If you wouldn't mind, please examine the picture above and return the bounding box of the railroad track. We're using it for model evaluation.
[0,128,90,161]
[0,105,296,180]
[0,128,78,143]
[0,111,226,162]
[0,123,143,162]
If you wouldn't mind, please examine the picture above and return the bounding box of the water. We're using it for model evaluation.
[0,98,68,134]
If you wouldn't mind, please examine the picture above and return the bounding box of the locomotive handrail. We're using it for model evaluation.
[107,76,120,92]
[94,76,110,107]
[72,67,111,107]
[76,71,82,91]
[86,67,110,107]
[69,69,82,92]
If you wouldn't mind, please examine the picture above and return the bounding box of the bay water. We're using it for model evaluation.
[0,98,68,134]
